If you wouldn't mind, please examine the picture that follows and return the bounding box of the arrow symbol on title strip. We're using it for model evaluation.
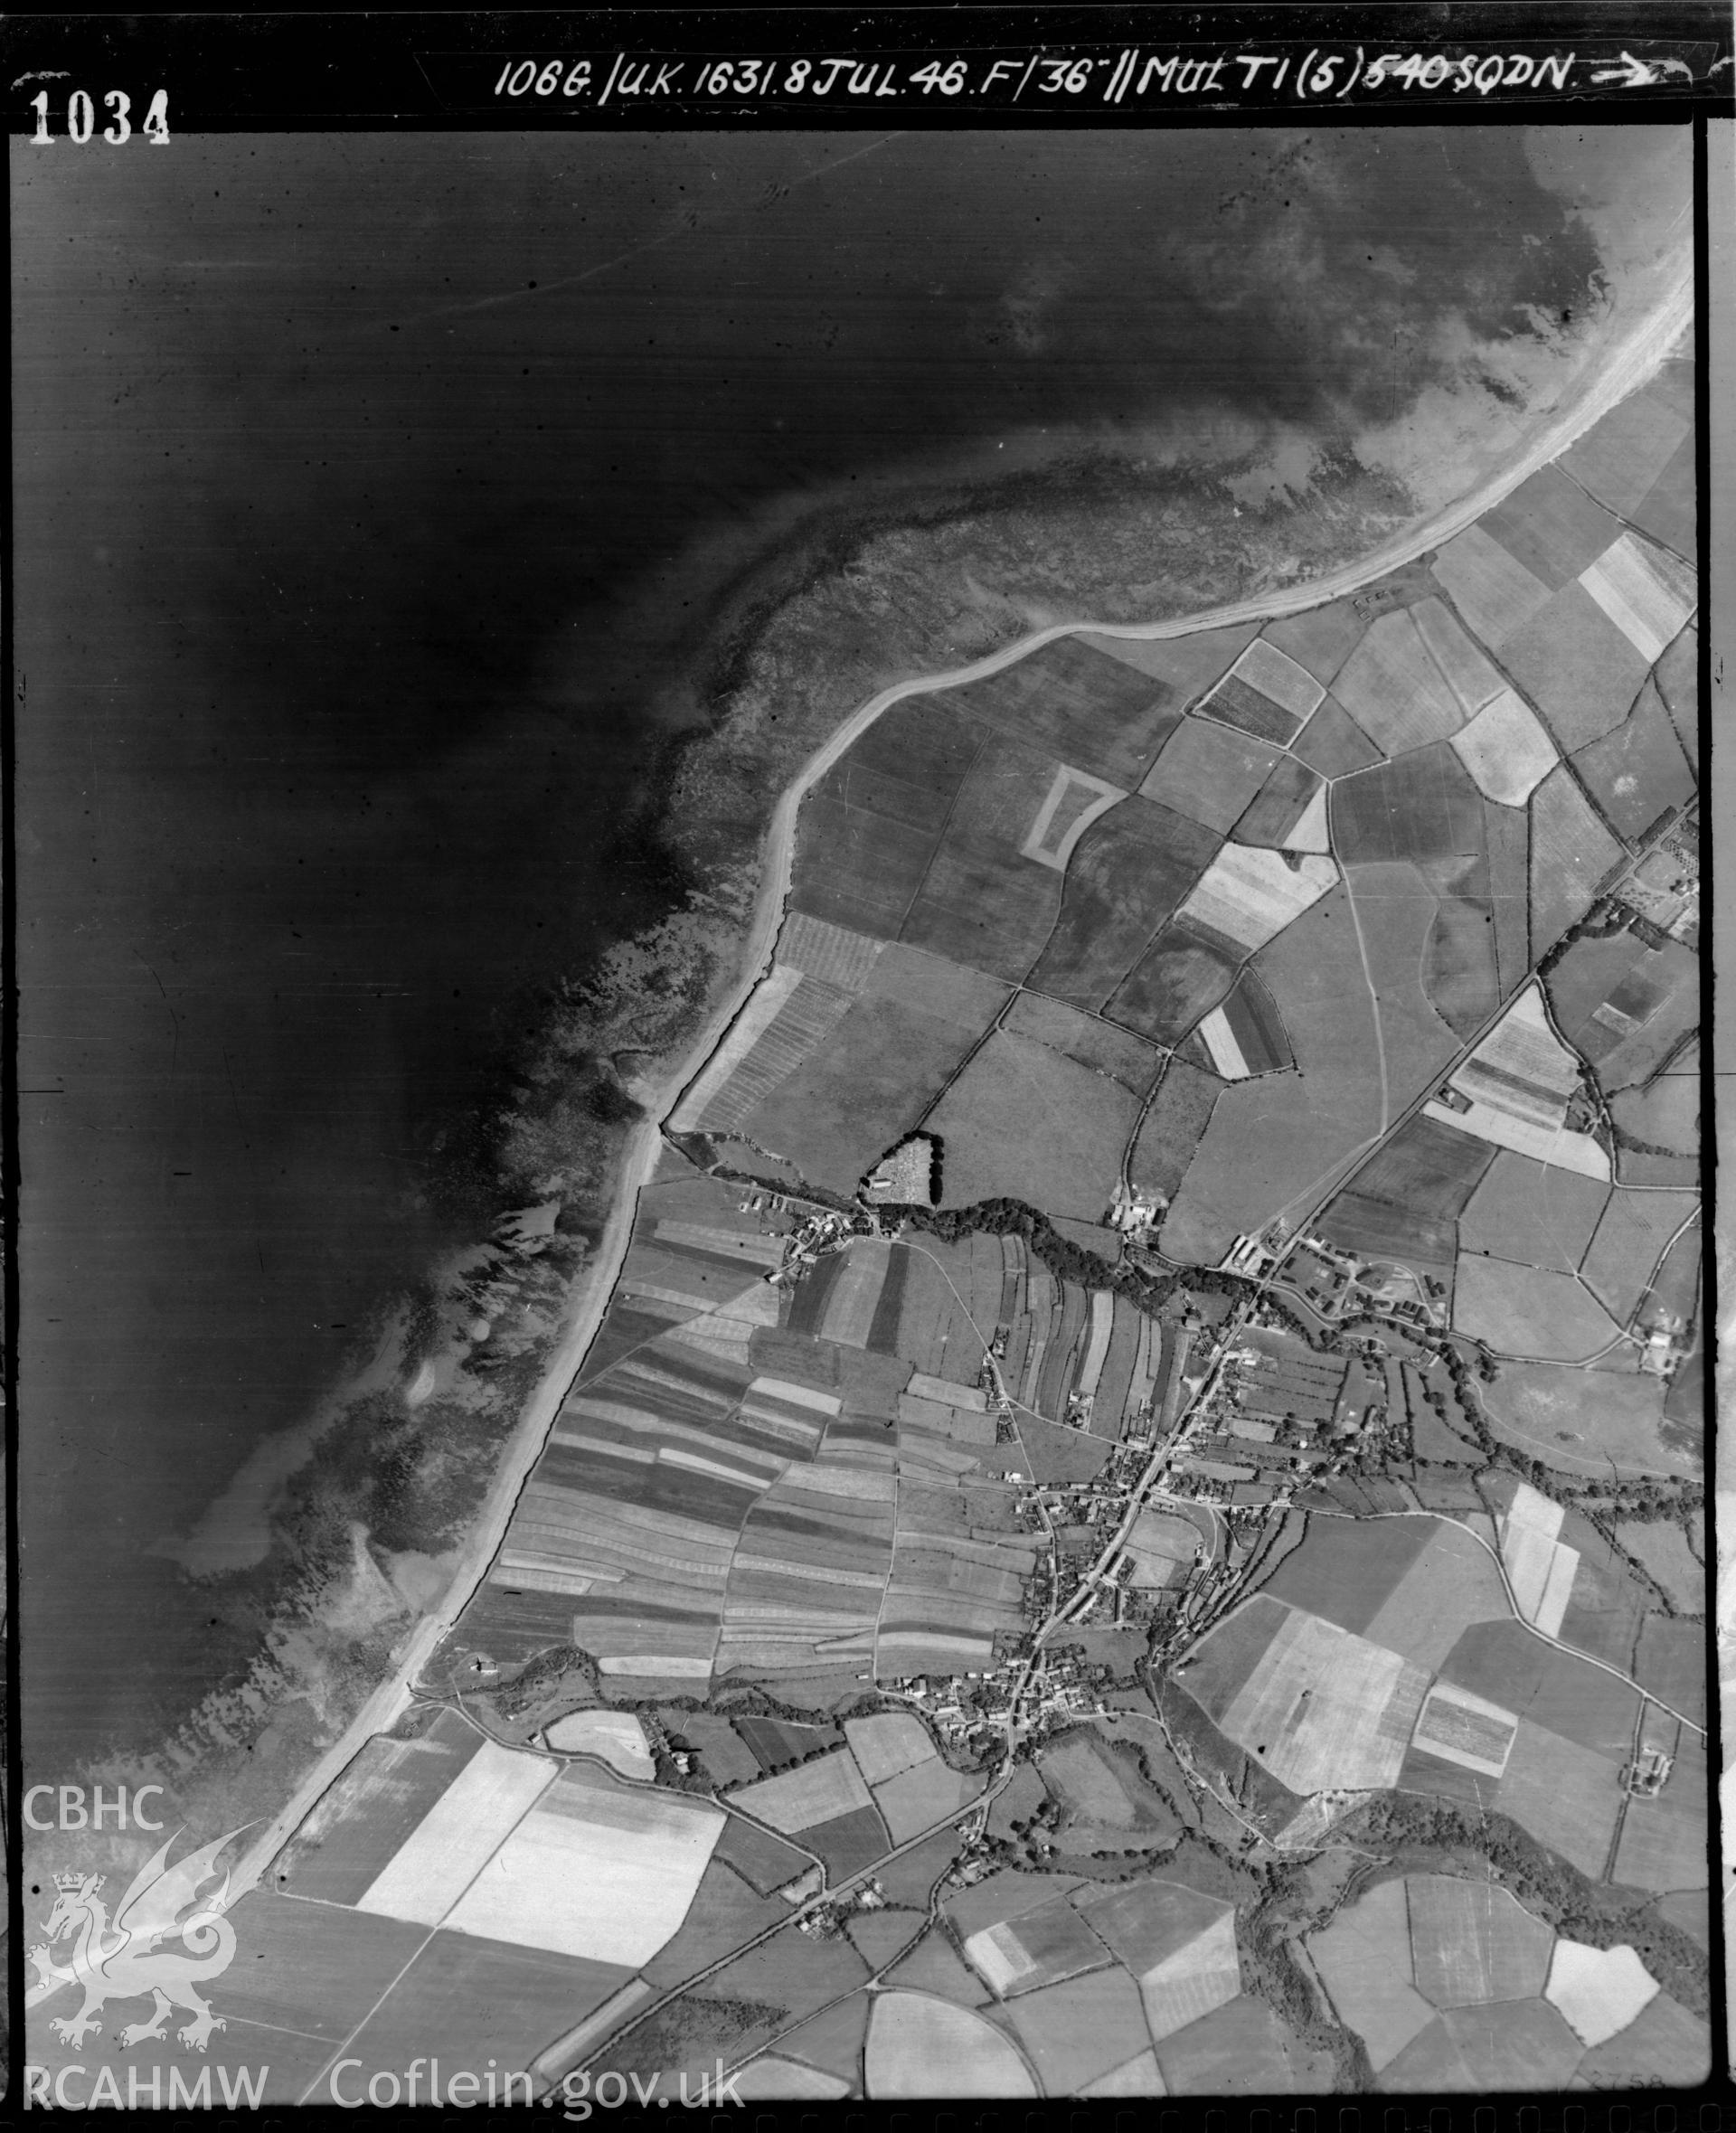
[1589,51,1694,85]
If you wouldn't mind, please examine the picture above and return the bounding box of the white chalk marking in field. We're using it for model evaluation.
[1020,762,1127,871]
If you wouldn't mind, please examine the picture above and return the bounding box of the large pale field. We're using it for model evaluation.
[355,1738,554,1928]
[443,1770,725,1966]
[864,1993,1037,2098]
[1544,1940,1661,2048]
[1220,1605,1429,1793]
[1481,1358,1695,1478]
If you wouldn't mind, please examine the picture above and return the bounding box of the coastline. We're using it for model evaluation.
[216,263,1692,1909]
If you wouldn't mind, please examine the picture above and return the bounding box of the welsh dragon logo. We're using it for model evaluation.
[32,1826,250,2053]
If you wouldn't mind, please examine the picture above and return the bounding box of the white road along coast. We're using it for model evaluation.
[209,274,1690,1920]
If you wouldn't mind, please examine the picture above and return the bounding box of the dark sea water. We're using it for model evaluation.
[15,130,1621,1768]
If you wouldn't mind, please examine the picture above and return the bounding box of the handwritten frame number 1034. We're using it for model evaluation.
[30,90,171,144]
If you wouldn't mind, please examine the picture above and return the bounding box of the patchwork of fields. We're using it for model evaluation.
[420,1161,1201,1695]
[837,1847,1325,2098]
[592,341,1700,2096]
[1179,1494,1707,1898]
[458,337,1706,2097]
[684,345,1702,1411]
[1309,1873,1704,2089]
[32,327,1702,2109]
